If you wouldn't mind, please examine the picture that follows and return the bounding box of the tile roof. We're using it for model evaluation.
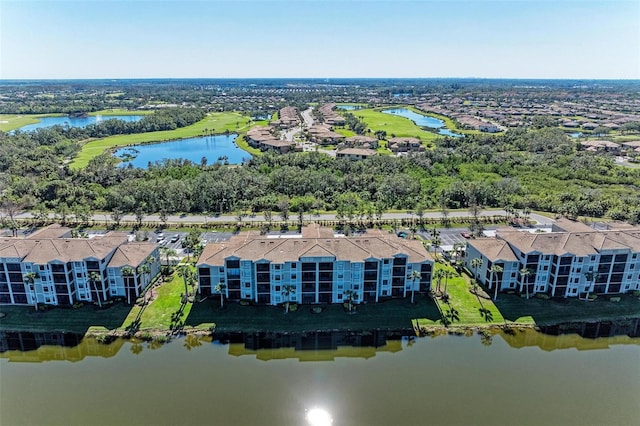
[198,226,433,266]
[108,243,157,268]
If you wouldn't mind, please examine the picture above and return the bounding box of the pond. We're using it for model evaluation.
[114,134,250,168]
[1,322,639,426]
[336,105,362,110]
[16,114,143,132]
[383,108,463,137]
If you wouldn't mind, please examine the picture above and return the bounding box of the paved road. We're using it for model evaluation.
[14,209,554,226]
[300,107,314,128]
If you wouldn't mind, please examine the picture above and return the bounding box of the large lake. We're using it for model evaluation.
[1,325,639,426]
[114,134,250,168]
[383,108,462,137]
[16,115,143,132]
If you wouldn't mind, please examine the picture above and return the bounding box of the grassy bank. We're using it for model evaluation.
[2,262,638,336]
[71,112,253,169]
[0,113,64,132]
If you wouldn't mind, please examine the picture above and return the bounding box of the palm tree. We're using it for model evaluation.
[121,266,135,304]
[214,282,227,308]
[519,267,532,299]
[433,269,446,295]
[344,289,358,312]
[178,265,192,298]
[407,270,421,304]
[23,271,40,311]
[489,265,504,300]
[281,284,295,313]
[453,242,465,265]
[143,256,156,304]
[139,264,151,305]
[88,271,103,308]
[470,258,483,282]
[159,247,178,271]
[583,271,599,301]
[443,270,453,295]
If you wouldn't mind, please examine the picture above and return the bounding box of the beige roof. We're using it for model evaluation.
[337,148,376,157]
[346,135,377,144]
[0,239,38,260]
[21,236,127,264]
[198,226,432,266]
[621,140,640,148]
[497,225,640,256]
[26,224,71,240]
[552,218,594,233]
[468,239,518,262]
[108,243,157,268]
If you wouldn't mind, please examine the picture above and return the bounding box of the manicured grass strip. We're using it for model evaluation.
[71,112,253,169]
[0,303,132,334]
[121,269,198,331]
[185,297,441,333]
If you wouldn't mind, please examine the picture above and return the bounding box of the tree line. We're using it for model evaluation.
[1,125,640,225]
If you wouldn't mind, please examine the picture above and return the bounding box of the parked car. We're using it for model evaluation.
[170,235,180,243]
[460,232,471,239]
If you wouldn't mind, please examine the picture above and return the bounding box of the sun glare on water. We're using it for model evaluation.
[306,408,333,426]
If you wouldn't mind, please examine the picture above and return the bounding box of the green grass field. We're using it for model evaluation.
[352,108,439,141]
[89,109,153,116]
[0,113,64,132]
[71,112,253,169]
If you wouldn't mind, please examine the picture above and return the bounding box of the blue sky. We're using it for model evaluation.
[1,0,638,79]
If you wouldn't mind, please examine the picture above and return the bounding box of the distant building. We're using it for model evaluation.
[197,224,433,305]
[388,137,424,154]
[336,148,377,161]
[0,225,160,307]
[465,219,640,299]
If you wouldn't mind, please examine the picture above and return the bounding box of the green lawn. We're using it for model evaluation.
[352,108,438,141]
[0,302,132,334]
[0,113,64,132]
[71,112,253,169]
[119,268,212,332]
[89,109,153,116]
[186,296,441,333]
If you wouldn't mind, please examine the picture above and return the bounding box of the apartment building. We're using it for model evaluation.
[465,219,640,299]
[0,225,160,307]
[197,225,433,305]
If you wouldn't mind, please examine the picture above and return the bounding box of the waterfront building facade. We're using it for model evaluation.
[465,219,640,298]
[197,225,433,305]
[0,226,160,307]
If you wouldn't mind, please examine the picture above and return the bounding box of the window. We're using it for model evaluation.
[244,282,251,288]
[275,286,281,292]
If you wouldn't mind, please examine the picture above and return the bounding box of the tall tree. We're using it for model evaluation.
[178,265,193,298]
[121,266,135,304]
[489,265,504,300]
[23,271,40,311]
[89,271,103,308]
[470,258,483,282]
[583,271,599,301]
[408,270,421,304]
[281,284,295,313]
[214,282,227,308]
[519,267,532,299]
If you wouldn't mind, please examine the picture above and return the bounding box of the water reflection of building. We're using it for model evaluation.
[0,331,124,362]
[216,330,405,361]
[499,319,640,351]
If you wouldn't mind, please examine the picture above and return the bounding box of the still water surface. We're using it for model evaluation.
[114,134,249,168]
[17,115,143,132]
[383,108,462,137]
[1,328,638,426]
